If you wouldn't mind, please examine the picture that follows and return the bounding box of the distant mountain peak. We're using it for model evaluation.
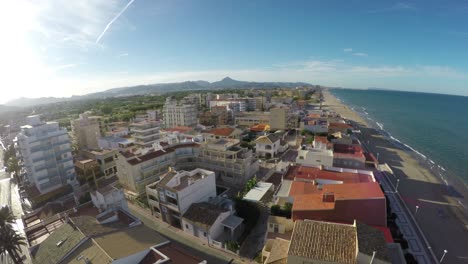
[221,76,234,81]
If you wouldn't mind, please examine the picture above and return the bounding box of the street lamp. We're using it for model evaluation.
[439,249,448,263]
[395,179,400,192]
[415,205,419,215]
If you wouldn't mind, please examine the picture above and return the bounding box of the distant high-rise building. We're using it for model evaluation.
[163,97,198,128]
[71,112,102,150]
[17,115,76,194]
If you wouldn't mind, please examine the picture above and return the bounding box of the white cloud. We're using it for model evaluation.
[367,2,416,14]
[116,53,129,58]
[352,52,368,57]
[343,48,353,52]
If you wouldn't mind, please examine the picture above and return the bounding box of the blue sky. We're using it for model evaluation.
[1,0,468,103]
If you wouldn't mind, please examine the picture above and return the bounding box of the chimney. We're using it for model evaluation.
[323,192,335,202]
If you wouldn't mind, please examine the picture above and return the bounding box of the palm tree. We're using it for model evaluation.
[0,226,26,264]
[0,206,15,228]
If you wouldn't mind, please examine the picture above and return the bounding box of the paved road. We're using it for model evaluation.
[0,144,31,264]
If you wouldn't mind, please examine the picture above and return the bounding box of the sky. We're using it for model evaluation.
[1,0,468,103]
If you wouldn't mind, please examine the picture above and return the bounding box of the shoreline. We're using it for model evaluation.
[322,89,468,263]
[325,89,468,205]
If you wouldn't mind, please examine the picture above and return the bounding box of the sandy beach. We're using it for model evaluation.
[323,89,468,264]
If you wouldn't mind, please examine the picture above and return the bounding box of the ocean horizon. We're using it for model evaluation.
[330,88,468,186]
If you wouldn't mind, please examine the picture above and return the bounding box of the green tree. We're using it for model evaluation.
[0,226,26,264]
[0,206,15,228]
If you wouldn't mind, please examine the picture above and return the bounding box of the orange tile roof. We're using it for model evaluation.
[329,122,353,129]
[206,127,235,136]
[307,113,321,118]
[314,136,329,144]
[291,182,384,211]
[250,124,270,132]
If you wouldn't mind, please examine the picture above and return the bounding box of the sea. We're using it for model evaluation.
[330,88,468,186]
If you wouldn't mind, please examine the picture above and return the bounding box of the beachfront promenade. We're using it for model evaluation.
[359,126,468,264]
[323,90,468,264]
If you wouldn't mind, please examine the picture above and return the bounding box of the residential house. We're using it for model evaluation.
[290,181,387,226]
[146,168,216,228]
[98,136,136,152]
[255,133,288,159]
[333,144,366,169]
[182,202,243,248]
[328,122,353,134]
[81,149,118,178]
[203,127,242,141]
[91,185,128,212]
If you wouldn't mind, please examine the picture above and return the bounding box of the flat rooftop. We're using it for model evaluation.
[285,165,374,183]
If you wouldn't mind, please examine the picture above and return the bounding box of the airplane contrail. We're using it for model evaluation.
[96,0,136,44]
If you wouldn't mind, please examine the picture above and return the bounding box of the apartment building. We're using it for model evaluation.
[198,139,259,186]
[71,112,102,150]
[270,106,298,130]
[81,149,118,178]
[116,143,200,195]
[130,120,163,148]
[16,115,76,194]
[146,168,216,228]
[235,112,270,127]
[163,97,198,128]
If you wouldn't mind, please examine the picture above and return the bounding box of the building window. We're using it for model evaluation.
[185,224,189,229]
[203,232,207,237]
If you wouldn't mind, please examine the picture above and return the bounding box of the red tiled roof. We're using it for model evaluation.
[333,144,365,159]
[206,127,235,136]
[329,123,352,129]
[284,165,374,183]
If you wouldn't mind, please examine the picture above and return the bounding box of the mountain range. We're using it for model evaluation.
[4,77,312,107]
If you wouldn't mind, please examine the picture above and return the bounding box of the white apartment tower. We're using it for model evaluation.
[71,112,101,150]
[17,115,77,194]
[163,97,198,128]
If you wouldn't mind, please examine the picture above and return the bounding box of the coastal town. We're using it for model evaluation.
[0,85,466,264]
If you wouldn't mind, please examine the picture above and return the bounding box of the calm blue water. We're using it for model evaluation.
[330,89,468,185]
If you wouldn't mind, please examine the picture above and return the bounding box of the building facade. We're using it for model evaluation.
[146,168,216,228]
[163,97,198,128]
[17,115,77,194]
[71,112,102,150]
[130,120,163,148]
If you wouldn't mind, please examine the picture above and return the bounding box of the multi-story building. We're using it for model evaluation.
[17,115,76,194]
[71,112,102,150]
[130,120,163,148]
[146,168,216,227]
[270,106,297,130]
[163,97,198,128]
[235,112,270,127]
[81,149,118,178]
[198,139,259,186]
[116,143,200,195]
